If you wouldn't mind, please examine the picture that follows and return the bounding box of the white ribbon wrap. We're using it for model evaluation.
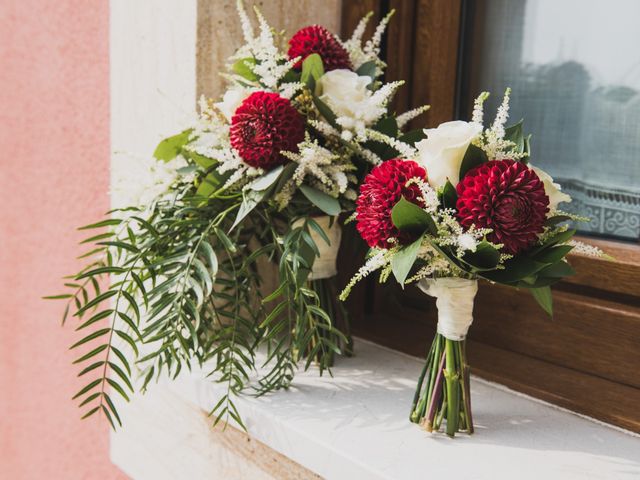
[293,216,342,280]
[417,277,478,341]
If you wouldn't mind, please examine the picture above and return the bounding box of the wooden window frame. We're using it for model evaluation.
[341,0,640,432]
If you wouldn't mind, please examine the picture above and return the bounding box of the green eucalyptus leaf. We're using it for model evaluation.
[531,286,553,316]
[250,165,284,191]
[391,236,423,286]
[481,256,546,284]
[536,260,575,278]
[301,53,324,90]
[184,150,216,170]
[440,181,458,209]
[312,94,338,128]
[230,189,267,231]
[299,185,341,216]
[399,129,427,146]
[355,60,377,83]
[533,244,573,264]
[153,129,192,162]
[462,241,500,271]
[232,57,258,81]
[391,197,437,235]
[459,143,488,180]
[504,119,525,153]
[545,215,572,227]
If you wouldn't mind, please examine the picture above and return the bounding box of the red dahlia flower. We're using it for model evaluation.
[288,25,352,71]
[356,159,428,249]
[230,91,305,170]
[456,159,549,254]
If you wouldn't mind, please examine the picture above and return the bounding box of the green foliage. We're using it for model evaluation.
[458,143,488,180]
[153,129,193,162]
[301,53,324,91]
[391,236,423,285]
[299,185,341,216]
[232,57,258,82]
[391,197,437,236]
[355,60,378,84]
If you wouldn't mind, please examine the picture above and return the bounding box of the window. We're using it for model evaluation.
[460,0,640,241]
[341,0,640,433]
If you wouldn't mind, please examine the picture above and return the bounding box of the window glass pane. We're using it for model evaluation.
[463,0,640,241]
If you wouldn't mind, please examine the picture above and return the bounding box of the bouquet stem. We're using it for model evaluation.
[410,333,473,437]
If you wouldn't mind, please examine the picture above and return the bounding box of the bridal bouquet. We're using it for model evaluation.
[46,2,430,429]
[341,90,603,436]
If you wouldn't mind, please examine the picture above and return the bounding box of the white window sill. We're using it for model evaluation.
[112,338,640,479]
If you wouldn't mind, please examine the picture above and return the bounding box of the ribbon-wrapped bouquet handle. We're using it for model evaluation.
[411,277,478,436]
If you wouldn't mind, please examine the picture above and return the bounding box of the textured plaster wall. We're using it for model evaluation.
[0,1,125,478]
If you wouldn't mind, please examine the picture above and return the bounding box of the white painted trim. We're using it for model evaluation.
[109,0,197,210]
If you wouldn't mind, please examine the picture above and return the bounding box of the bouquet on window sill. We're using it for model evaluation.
[341,89,606,437]
[46,2,431,430]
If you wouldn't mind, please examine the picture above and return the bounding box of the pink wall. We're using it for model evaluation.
[0,1,125,478]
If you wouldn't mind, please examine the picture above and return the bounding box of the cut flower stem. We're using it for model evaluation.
[410,333,473,437]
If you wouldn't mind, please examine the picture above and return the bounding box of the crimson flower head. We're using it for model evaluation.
[456,159,549,255]
[288,25,352,71]
[356,159,428,249]
[230,91,305,170]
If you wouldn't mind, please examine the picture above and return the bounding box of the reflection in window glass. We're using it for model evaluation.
[463,0,640,240]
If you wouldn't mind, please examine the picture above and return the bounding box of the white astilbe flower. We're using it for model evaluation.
[215,147,262,189]
[342,11,393,73]
[568,240,607,258]
[491,87,511,139]
[309,119,341,138]
[275,136,355,209]
[334,80,403,142]
[112,154,191,210]
[339,249,392,301]
[365,129,416,159]
[406,178,439,213]
[471,91,490,126]
[363,10,394,58]
[236,0,255,43]
[396,105,430,128]
[472,89,527,161]
[278,82,305,99]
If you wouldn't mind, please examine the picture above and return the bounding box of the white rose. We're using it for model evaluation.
[214,86,251,122]
[317,69,373,121]
[415,121,483,189]
[530,165,571,213]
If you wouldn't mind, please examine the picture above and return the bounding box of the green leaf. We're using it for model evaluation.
[531,286,553,316]
[537,260,575,278]
[78,218,121,231]
[398,129,427,146]
[391,197,436,235]
[301,53,324,90]
[355,60,377,83]
[249,165,283,191]
[232,57,258,81]
[184,150,216,170]
[461,241,500,271]
[391,236,423,285]
[373,116,398,138]
[440,181,458,209]
[533,245,573,264]
[230,189,268,231]
[299,185,341,216]
[459,143,488,180]
[504,119,525,153]
[545,215,572,227]
[153,129,192,162]
[481,256,546,284]
[72,379,102,400]
[312,94,338,128]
